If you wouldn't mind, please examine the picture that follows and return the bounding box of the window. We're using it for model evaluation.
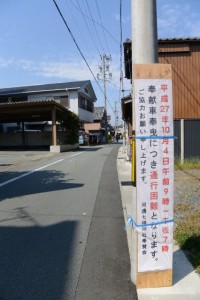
[78,95,94,112]
[84,88,88,94]
[54,96,69,107]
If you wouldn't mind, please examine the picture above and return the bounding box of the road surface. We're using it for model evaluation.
[0,144,137,300]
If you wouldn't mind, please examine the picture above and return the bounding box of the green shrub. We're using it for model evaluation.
[175,158,200,170]
[174,208,200,274]
[107,134,113,142]
[60,112,79,145]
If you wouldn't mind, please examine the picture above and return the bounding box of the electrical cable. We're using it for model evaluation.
[68,0,120,45]
[95,0,111,55]
[52,0,104,94]
[75,0,101,56]
[120,0,124,92]
[53,0,116,116]
[85,0,105,54]
[118,0,124,119]
[63,0,91,54]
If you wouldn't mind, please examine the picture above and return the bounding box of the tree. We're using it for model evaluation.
[60,111,79,145]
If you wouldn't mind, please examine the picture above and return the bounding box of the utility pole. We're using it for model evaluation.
[131,0,158,285]
[131,0,158,137]
[114,101,118,135]
[120,70,127,151]
[132,0,158,64]
[97,54,112,142]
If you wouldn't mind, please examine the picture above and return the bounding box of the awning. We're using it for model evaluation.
[0,100,69,123]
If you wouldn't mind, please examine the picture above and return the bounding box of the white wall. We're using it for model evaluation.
[28,90,94,123]
[68,92,94,122]
[68,91,78,115]
[28,92,70,110]
[28,92,68,101]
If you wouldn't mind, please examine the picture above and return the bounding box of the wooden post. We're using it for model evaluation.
[22,121,25,148]
[133,64,174,288]
[52,107,57,146]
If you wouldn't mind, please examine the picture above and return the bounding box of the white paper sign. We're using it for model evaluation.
[135,79,174,272]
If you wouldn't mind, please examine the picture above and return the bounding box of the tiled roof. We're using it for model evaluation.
[0,100,55,106]
[0,80,90,96]
[124,37,200,44]
[158,37,200,42]
[0,100,69,112]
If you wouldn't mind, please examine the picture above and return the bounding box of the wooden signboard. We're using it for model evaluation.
[133,64,174,288]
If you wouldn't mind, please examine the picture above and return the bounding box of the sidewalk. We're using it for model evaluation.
[117,146,200,300]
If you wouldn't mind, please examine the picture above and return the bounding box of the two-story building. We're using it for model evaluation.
[84,107,106,144]
[0,80,97,151]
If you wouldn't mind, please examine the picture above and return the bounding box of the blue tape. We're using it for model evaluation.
[125,215,137,230]
[133,136,176,140]
[125,215,174,230]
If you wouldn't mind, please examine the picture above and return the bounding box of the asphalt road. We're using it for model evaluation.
[0,145,137,300]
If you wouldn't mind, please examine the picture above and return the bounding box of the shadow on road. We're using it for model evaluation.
[0,220,78,299]
[78,146,103,152]
[0,169,84,201]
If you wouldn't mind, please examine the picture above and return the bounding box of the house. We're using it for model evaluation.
[0,80,97,151]
[84,107,107,144]
[122,37,200,158]
[0,80,96,131]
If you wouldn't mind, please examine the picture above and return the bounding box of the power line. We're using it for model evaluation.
[95,0,110,55]
[52,0,115,115]
[120,0,123,73]
[119,0,125,117]
[75,0,101,56]
[63,0,91,55]
[68,0,120,45]
[52,0,103,93]
[120,0,123,94]
[85,0,105,53]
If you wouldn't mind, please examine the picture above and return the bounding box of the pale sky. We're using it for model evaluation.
[0,0,199,124]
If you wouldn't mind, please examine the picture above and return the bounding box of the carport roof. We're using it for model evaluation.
[0,100,70,123]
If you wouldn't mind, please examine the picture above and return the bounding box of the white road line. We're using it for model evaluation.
[67,152,82,158]
[34,159,64,172]
[0,159,64,188]
[0,152,82,188]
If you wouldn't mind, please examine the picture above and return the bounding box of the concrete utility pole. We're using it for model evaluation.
[132,0,158,64]
[114,101,118,135]
[131,0,158,284]
[120,70,127,151]
[131,0,158,139]
[97,55,112,142]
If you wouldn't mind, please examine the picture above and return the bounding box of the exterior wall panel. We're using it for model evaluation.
[184,120,200,158]
[158,42,200,119]
[174,120,180,157]
[173,120,200,159]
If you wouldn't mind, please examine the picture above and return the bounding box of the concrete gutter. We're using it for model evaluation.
[117,146,200,300]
